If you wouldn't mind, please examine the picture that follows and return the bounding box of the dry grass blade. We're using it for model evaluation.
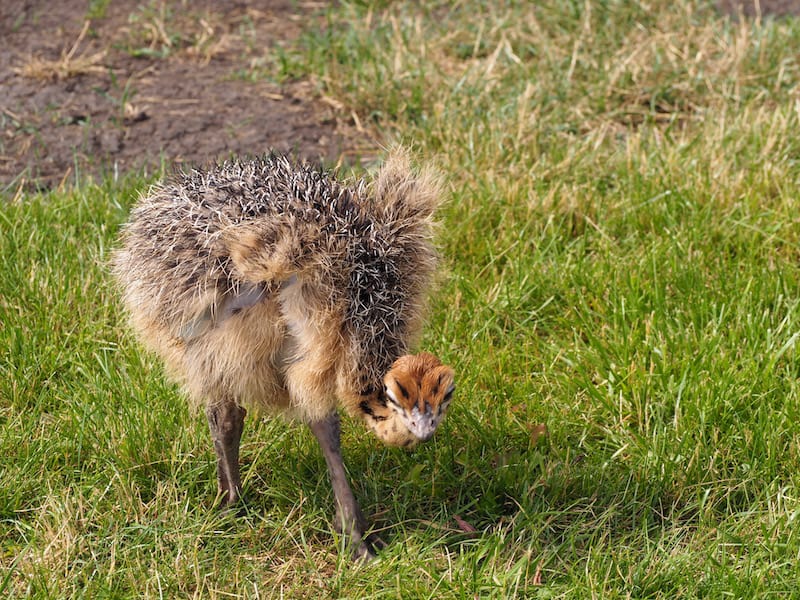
[532,561,543,586]
[15,20,106,81]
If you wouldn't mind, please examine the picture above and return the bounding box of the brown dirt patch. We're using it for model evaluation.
[718,0,800,17]
[1,0,375,193]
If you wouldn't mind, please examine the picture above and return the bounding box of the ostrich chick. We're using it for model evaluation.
[112,149,455,559]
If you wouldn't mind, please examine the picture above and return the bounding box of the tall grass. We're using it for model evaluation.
[3,1,800,597]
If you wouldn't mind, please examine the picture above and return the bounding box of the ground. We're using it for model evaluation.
[0,0,374,193]
[0,0,797,193]
[719,0,800,16]
[3,1,800,596]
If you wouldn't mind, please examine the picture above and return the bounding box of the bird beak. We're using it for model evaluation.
[408,407,437,442]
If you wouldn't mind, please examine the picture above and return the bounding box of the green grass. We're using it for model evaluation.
[4,0,800,597]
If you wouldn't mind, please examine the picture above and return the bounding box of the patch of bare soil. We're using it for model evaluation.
[718,0,800,17]
[0,0,374,193]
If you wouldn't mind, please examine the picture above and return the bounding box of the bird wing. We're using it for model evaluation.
[178,282,267,342]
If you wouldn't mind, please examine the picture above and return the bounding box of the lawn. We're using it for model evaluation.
[3,1,800,597]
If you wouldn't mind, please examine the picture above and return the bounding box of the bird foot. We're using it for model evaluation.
[351,532,387,562]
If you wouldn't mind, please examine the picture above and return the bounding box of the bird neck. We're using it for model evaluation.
[356,387,390,425]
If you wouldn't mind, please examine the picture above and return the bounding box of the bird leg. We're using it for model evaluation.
[309,412,384,560]
[206,401,246,506]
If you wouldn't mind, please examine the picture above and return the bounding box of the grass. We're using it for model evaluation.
[115,1,243,63]
[3,0,800,597]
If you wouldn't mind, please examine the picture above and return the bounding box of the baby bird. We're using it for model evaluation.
[112,148,454,559]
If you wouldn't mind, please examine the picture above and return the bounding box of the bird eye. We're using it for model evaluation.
[442,386,455,404]
[384,385,402,408]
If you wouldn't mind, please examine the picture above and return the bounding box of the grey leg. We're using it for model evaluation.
[309,412,384,560]
[206,402,246,505]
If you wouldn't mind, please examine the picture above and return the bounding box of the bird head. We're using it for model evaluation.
[362,353,455,449]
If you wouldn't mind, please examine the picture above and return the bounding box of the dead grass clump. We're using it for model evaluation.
[15,21,106,82]
[117,3,251,64]
[599,7,769,128]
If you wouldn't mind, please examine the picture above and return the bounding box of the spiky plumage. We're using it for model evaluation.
[113,149,442,423]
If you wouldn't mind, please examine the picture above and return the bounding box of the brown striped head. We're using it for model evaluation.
[368,352,454,448]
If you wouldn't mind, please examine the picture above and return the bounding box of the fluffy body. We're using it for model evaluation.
[113,149,445,426]
[112,149,454,558]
